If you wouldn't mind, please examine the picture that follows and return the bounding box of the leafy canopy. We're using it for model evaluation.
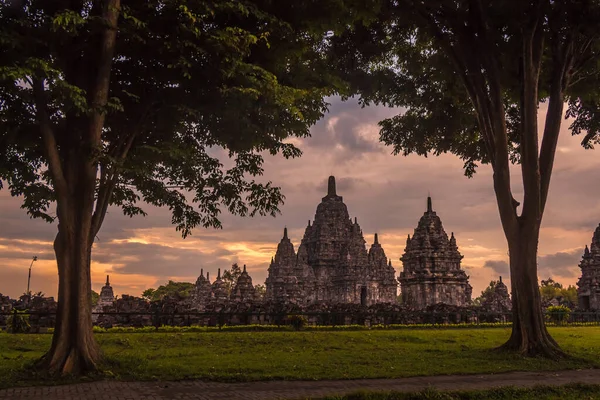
[0,0,377,236]
[330,0,600,177]
[141,281,195,301]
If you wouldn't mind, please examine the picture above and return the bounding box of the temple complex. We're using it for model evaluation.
[399,197,472,309]
[577,224,600,310]
[265,176,398,305]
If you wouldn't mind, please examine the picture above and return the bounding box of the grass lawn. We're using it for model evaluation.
[318,384,600,400]
[1,327,599,388]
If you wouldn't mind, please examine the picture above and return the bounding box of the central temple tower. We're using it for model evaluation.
[265,176,398,305]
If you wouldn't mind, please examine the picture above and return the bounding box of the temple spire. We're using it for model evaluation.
[499,276,503,283]
[200,268,204,277]
[328,176,336,196]
[427,196,433,212]
[283,226,288,240]
[374,233,379,244]
[217,268,221,279]
[243,264,247,273]
[106,275,110,286]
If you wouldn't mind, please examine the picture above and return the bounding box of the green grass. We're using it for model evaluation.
[317,384,600,400]
[1,327,599,388]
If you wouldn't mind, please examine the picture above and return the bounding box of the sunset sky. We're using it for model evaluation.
[1,97,598,300]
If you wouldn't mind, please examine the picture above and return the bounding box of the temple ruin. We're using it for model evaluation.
[399,197,472,309]
[265,176,398,305]
[577,223,600,310]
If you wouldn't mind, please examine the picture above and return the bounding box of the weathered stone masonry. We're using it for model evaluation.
[265,176,398,305]
[399,197,472,309]
[577,224,600,310]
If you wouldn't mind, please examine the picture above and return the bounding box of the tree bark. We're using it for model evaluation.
[37,217,101,375]
[498,219,564,357]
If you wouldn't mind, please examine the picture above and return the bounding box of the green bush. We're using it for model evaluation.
[546,305,571,324]
[287,315,308,331]
[6,310,30,333]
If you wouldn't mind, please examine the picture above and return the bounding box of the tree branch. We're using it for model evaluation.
[87,0,120,147]
[539,36,575,213]
[32,78,70,217]
[519,11,545,220]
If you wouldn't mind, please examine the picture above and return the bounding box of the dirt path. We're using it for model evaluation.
[1,369,599,400]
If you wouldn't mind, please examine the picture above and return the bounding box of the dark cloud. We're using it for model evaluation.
[93,241,235,278]
[481,249,583,284]
[538,248,583,280]
[482,260,509,277]
[301,97,400,161]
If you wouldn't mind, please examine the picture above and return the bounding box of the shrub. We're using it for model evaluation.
[546,305,571,324]
[7,310,30,333]
[287,314,308,331]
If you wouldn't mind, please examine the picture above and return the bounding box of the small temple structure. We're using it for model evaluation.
[191,266,259,309]
[398,197,472,309]
[98,275,115,306]
[577,223,600,310]
[265,176,398,305]
[479,276,511,312]
[232,265,257,302]
[92,275,115,320]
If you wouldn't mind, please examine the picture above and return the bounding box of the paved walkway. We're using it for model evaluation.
[1,369,599,400]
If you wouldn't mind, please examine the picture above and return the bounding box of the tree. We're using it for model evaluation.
[254,284,266,300]
[332,0,600,357]
[141,288,155,302]
[0,0,366,374]
[222,263,242,295]
[539,278,578,309]
[142,281,195,301]
[91,290,99,308]
[474,280,499,306]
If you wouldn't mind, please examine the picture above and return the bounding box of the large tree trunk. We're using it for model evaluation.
[37,217,101,375]
[499,220,563,358]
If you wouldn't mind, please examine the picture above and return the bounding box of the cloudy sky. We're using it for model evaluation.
[1,98,598,299]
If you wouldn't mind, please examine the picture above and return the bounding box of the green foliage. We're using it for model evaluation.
[546,305,572,325]
[221,264,242,295]
[254,284,266,300]
[91,290,100,307]
[287,314,308,331]
[332,2,600,175]
[540,278,578,309]
[142,281,195,301]
[0,0,371,235]
[6,310,30,333]
[141,288,155,301]
[1,328,600,388]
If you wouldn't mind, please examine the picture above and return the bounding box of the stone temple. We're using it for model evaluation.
[92,275,115,320]
[577,223,600,310]
[265,176,398,305]
[399,197,472,309]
